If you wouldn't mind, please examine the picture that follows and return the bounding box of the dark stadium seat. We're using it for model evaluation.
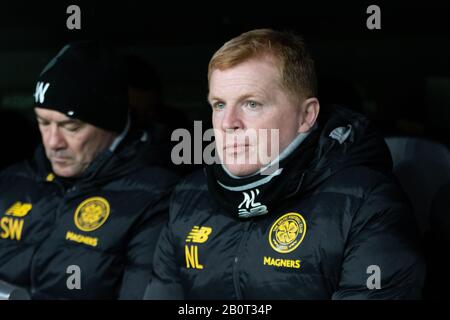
[385,136,450,299]
[385,136,450,234]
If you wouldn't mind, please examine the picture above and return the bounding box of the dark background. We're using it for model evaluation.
[1,1,449,168]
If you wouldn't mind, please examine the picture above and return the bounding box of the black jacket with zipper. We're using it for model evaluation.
[146,105,425,300]
[0,130,178,299]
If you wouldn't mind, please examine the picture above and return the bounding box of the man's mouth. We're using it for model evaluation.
[51,157,71,164]
[224,144,250,151]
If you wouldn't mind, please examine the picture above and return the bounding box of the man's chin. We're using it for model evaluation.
[51,163,78,178]
[222,163,262,178]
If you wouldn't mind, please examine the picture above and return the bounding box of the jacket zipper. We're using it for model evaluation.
[29,183,83,296]
[232,220,253,300]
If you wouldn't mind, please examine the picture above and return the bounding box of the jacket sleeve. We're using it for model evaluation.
[118,191,172,300]
[332,176,426,299]
[143,183,185,300]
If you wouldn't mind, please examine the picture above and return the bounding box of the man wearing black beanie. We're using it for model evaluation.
[0,41,179,299]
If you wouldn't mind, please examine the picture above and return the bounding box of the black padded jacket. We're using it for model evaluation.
[0,131,178,299]
[146,105,425,300]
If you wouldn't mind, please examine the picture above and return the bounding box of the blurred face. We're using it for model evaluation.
[35,108,116,178]
[209,56,319,176]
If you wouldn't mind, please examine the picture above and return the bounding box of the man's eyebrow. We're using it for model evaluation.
[207,95,220,103]
[237,93,261,101]
[36,115,50,123]
[57,119,81,126]
[207,93,262,104]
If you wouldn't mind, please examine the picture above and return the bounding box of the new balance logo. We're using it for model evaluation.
[6,202,32,218]
[238,189,268,218]
[185,226,211,270]
[186,226,212,243]
[34,82,50,104]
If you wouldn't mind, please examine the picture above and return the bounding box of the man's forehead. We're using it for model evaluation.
[210,58,281,91]
[34,107,78,122]
[211,58,278,79]
[209,72,281,102]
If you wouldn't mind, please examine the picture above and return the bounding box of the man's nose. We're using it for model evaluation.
[46,125,67,150]
[221,105,244,132]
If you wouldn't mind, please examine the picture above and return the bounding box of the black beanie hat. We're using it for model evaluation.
[34,41,128,133]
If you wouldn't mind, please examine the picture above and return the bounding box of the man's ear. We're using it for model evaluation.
[298,98,320,133]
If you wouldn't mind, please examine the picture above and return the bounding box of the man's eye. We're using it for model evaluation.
[65,126,80,132]
[245,101,261,109]
[213,102,225,110]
